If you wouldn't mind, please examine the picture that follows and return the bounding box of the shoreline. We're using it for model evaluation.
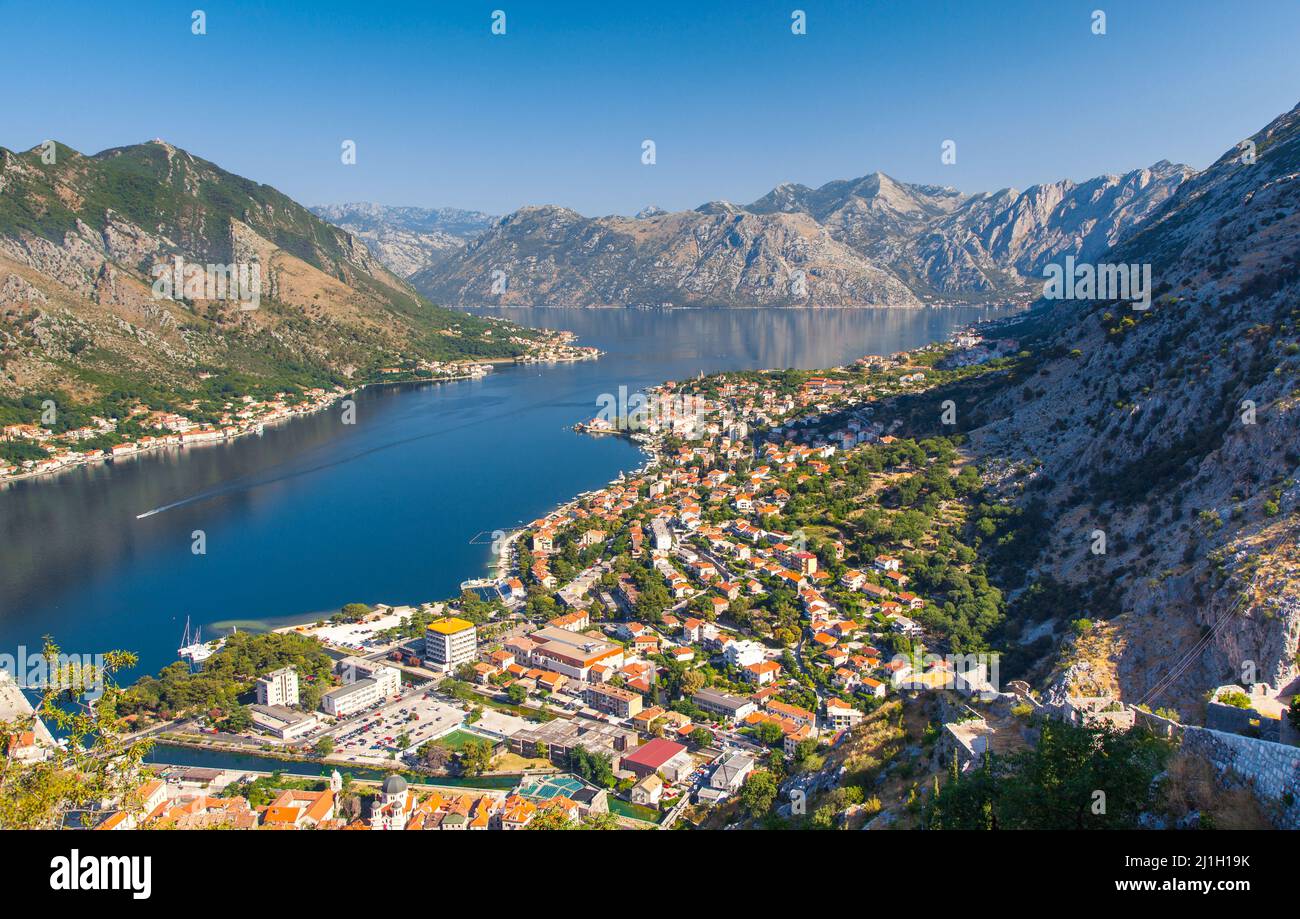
[199,317,985,637]
[21,315,989,678]
[0,349,601,490]
[466,300,1030,312]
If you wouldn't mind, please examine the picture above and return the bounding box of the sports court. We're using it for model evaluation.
[515,773,586,801]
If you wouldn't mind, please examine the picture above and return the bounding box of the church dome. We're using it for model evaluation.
[381,774,407,796]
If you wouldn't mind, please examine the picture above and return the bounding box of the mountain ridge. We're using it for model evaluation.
[941,101,1300,710]
[0,140,536,410]
[308,202,498,279]
[380,161,1192,309]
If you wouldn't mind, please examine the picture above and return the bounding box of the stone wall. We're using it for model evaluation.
[1205,700,1281,742]
[1179,727,1300,829]
[1131,707,1184,739]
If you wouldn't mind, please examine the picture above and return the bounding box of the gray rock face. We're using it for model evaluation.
[310,203,498,278]
[413,205,920,308]
[408,163,1190,308]
[963,101,1300,710]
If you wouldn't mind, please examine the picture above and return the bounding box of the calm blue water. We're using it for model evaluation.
[0,306,1014,679]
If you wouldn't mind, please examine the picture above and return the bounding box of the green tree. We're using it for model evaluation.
[927,721,1172,830]
[0,640,148,829]
[754,720,784,747]
[421,743,452,771]
[679,668,706,697]
[740,770,779,818]
[569,747,616,788]
[338,603,371,622]
[459,738,495,776]
[222,704,252,732]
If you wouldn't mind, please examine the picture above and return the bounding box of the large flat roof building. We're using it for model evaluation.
[321,658,402,718]
[526,626,625,681]
[693,688,756,721]
[621,737,693,782]
[509,715,637,770]
[250,704,318,740]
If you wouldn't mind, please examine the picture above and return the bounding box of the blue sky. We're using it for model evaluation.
[2,0,1298,215]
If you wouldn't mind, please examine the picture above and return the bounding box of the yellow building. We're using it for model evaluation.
[424,617,478,670]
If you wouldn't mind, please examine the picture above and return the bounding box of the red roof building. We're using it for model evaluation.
[620,737,691,780]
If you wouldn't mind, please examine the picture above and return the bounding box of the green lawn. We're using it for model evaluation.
[431,728,491,752]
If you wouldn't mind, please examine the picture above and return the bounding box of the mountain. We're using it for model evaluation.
[413,204,923,309]
[309,202,497,278]
[928,103,1300,711]
[0,142,532,407]
[410,163,1190,309]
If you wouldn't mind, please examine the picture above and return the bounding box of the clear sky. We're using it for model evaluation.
[2,0,1298,216]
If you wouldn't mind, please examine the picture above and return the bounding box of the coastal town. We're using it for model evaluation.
[4,327,1297,832]
[2,331,974,828]
[5,323,1294,831]
[3,7,1297,904]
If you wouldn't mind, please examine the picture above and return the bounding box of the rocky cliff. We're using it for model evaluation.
[309,202,497,278]
[953,102,1300,713]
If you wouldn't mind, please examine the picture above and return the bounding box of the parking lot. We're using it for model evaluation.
[327,691,469,765]
[286,606,419,653]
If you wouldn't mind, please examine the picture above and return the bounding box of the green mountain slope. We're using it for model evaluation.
[0,140,536,414]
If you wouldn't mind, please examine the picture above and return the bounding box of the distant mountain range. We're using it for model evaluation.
[316,163,1191,308]
[0,143,529,405]
[309,203,498,278]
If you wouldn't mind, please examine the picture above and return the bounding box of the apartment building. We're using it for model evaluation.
[582,683,644,719]
[424,617,478,671]
[255,666,300,707]
[320,658,402,718]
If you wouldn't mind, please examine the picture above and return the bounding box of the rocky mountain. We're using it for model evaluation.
[309,202,497,278]
[414,204,923,309]
[411,163,1190,309]
[0,142,530,405]
[934,102,1300,713]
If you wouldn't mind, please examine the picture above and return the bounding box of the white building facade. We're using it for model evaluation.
[255,666,300,707]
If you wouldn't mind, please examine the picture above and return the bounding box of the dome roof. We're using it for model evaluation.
[381,774,407,795]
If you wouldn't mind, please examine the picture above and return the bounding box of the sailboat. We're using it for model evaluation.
[178,616,216,663]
